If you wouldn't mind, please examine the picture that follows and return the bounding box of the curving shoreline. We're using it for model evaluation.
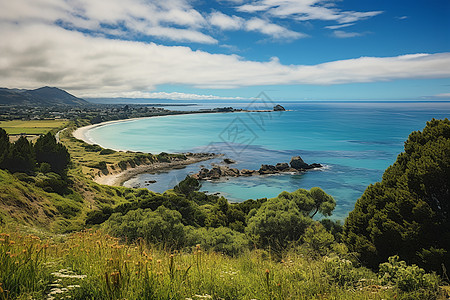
[71,114,222,187]
[71,108,280,187]
[93,154,220,187]
[72,116,162,147]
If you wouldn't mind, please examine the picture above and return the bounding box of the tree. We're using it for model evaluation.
[34,132,70,175]
[246,187,335,251]
[277,187,336,218]
[3,136,35,173]
[343,118,450,271]
[174,175,201,196]
[0,128,10,168]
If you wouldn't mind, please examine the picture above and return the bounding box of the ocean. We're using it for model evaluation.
[85,101,450,219]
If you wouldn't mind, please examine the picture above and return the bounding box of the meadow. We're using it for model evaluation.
[0,119,69,144]
[1,228,426,300]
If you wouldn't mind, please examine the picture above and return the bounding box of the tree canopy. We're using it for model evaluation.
[246,187,335,251]
[343,118,450,271]
[0,129,70,176]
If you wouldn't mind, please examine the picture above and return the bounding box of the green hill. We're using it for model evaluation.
[0,86,88,106]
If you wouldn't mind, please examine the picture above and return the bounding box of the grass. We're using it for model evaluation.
[0,119,69,135]
[0,229,408,300]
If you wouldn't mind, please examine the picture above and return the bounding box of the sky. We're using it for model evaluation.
[0,0,449,101]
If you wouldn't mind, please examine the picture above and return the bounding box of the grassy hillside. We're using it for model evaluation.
[2,229,444,300]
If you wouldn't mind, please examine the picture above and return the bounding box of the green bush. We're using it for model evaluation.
[104,206,187,248]
[88,161,108,171]
[99,148,116,155]
[83,144,102,152]
[301,222,335,256]
[246,188,335,252]
[187,226,250,256]
[323,256,372,287]
[379,256,439,297]
[35,172,69,195]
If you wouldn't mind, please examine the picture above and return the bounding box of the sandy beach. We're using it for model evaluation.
[72,117,152,146]
[71,117,220,187]
[93,155,219,186]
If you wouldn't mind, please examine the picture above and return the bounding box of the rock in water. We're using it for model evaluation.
[273,104,286,111]
[259,164,278,174]
[240,169,255,176]
[223,158,236,164]
[275,162,289,171]
[290,156,311,170]
[309,163,323,169]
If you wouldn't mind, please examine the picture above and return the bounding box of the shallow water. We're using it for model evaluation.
[87,101,450,219]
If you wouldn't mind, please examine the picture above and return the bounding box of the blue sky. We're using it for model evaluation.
[0,0,449,101]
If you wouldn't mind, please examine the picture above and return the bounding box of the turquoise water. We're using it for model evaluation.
[87,102,450,219]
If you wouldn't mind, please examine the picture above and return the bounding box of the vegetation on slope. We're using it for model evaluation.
[0,229,442,300]
[344,118,450,272]
[0,118,449,299]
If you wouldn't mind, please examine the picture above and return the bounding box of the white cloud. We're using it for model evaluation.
[94,91,244,100]
[209,12,244,30]
[0,0,214,44]
[208,12,304,40]
[325,23,355,30]
[1,23,449,97]
[433,93,450,98]
[237,0,382,24]
[332,30,362,38]
[245,17,306,39]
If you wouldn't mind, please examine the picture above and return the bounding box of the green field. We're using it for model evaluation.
[0,119,69,135]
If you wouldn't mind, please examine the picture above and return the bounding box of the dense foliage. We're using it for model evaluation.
[344,118,450,272]
[0,129,70,176]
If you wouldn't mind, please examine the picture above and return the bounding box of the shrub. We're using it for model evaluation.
[99,148,116,155]
[187,226,250,256]
[83,144,102,152]
[301,222,335,256]
[379,256,440,297]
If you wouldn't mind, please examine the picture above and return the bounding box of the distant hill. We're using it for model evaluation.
[0,86,88,106]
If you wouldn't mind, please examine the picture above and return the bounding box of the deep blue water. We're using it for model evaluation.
[86,101,450,219]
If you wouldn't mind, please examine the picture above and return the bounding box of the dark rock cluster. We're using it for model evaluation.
[192,155,322,180]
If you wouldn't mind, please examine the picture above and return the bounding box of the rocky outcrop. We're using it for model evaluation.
[275,162,289,171]
[290,156,311,170]
[223,158,236,164]
[240,169,257,176]
[259,164,278,174]
[192,165,240,180]
[192,155,322,180]
[273,104,286,111]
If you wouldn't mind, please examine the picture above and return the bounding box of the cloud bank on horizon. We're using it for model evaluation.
[0,0,449,100]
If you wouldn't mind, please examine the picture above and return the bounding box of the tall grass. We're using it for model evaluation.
[0,229,441,300]
[0,230,442,300]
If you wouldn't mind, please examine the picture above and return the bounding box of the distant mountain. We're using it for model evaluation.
[0,86,88,106]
